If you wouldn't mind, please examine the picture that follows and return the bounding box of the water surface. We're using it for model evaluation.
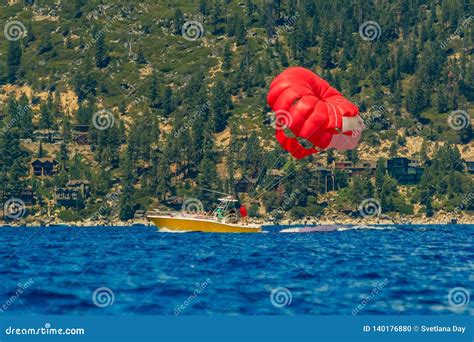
[0,225,472,315]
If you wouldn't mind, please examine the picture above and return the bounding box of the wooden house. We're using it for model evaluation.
[31,158,59,176]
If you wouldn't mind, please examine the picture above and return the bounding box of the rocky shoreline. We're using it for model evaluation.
[0,212,472,227]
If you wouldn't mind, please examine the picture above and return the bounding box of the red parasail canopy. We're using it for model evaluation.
[267,67,364,159]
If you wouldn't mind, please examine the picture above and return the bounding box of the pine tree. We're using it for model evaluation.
[136,45,146,64]
[279,49,289,67]
[59,142,68,170]
[210,1,222,34]
[436,87,448,113]
[156,150,172,201]
[211,78,231,132]
[119,154,136,220]
[17,94,33,138]
[222,42,232,70]
[199,0,210,16]
[37,30,53,54]
[37,142,45,158]
[375,158,386,196]
[6,41,22,83]
[173,9,185,35]
[458,125,472,144]
[24,22,35,47]
[162,86,174,116]
[76,101,94,126]
[149,71,161,108]
[73,54,97,102]
[425,196,434,217]
[0,126,28,207]
[389,141,398,157]
[345,149,359,165]
[95,32,109,68]
[320,29,332,68]
[235,15,246,45]
[39,99,52,129]
[197,156,219,209]
[380,176,398,212]
[326,150,335,165]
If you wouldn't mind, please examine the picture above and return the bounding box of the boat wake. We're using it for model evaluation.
[158,228,191,233]
[279,225,340,233]
[279,224,400,233]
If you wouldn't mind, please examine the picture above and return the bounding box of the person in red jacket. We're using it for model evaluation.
[239,204,248,223]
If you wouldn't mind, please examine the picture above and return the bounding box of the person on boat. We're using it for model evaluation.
[216,208,224,219]
[239,204,248,223]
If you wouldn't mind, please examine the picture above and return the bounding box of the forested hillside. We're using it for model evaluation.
[0,0,472,223]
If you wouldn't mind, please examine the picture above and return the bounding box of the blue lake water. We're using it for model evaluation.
[0,225,472,315]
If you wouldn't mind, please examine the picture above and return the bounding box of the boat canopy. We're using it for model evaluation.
[217,196,238,202]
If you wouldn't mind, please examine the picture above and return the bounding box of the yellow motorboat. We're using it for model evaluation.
[147,196,261,233]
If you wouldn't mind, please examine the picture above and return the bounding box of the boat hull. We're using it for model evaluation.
[147,216,261,233]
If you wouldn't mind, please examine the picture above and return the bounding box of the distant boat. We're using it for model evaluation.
[147,196,261,233]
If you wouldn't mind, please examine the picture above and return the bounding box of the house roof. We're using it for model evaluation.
[67,180,90,186]
[56,187,79,193]
[33,129,60,134]
[334,160,377,170]
[31,158,58,165]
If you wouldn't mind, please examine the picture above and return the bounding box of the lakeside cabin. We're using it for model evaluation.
[55,180,91,206]
[387,157,424,185]
[333,160,377,178]
[33,129,63,144]
[31,158,59,176]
